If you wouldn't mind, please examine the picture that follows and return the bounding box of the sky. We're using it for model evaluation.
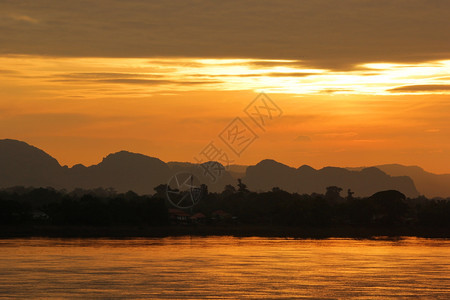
[1,0,449,173]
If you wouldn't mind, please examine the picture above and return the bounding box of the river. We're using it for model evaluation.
[0,237,448,298]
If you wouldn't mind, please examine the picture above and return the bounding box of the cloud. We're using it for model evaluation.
[280,114,321,124]
[1,55,448,96]
[265,72,316,77]
[320,89,355,94]
[192,72,316,78]
[0,69,20,75]
[247,60,302,68]
[425,129,440,133]
[9,14,39,24]
[0,0,449,70]
[49,73,221,86]
[316,132,358,139]
[58,72,162,79]
[294,135,312,142]
[95,79,221,85]
[389,85,450,92]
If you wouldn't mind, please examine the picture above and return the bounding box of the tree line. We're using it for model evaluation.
[1,181,449,227]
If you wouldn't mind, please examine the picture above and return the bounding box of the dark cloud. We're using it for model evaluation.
[58,72,163,79]
[247,61,303,68]
[48,73,221,85]
[49,78,220,85]
[320,89,355,94]
[192,72,316,78]
[265,72,316,77]
[389,85,450,92]
[0,0,449,70]
[96,79,220,85]
[0,69,20,75]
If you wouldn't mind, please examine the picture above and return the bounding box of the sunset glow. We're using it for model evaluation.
[1,0,449,174]
[1,55,449,173]
[1,2,450,297]
[1,56,449,97]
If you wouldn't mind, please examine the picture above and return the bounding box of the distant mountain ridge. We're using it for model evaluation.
[348,164,450,198]
[0,139,235,194]
[245,159,418,197]
[0,139,424,197]
[0,139,63,188]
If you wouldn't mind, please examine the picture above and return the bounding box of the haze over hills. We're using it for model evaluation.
[245,160,418,198]
[64,151,171,195]
[348,165,450,198]
[0,139,429,198]
[0,139,235,194]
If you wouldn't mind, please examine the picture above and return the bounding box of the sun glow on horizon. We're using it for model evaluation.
[1,56,449,99]
[1,55,449,173]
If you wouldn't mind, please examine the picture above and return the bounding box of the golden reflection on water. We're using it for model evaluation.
[0,237,448,299]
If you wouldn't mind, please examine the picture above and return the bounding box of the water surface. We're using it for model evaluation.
[0,237,448,299]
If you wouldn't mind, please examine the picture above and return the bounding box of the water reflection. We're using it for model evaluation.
[0,237,448,298]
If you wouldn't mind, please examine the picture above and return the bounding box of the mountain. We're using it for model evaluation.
[167,161,235,192]
[245,160,419,198]
[0,139,63,188]
[373,164,450,198]
[0,139,236,194]
[63,151,171,194]
[0,139,421,197]
[226,164,248,179]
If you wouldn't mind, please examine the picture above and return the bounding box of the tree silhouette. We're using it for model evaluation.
[0,186,448,232]
[237,179,249,193]
[153,184,168,198]
[325,186,343,201]
[346,189,354,200]
[222,184,236,195]
[369,190,407,225]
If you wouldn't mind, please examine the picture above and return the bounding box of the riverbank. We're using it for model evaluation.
[1,224,449,239]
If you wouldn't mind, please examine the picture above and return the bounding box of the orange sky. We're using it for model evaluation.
[1,1,449,173]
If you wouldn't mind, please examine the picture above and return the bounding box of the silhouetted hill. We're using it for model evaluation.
[244,159,299,192]
[167,161,235,192]
[0,139,62,188]
[245,160,419,197]
[0,139,423,197]
[227,164,248,179]
[0,140,174,194]
[373,164,450,198]
[65,151,171,194]
[0,139,235,194]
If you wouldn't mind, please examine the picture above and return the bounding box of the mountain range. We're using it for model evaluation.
[348,165,450,198]
[1,138,447,198]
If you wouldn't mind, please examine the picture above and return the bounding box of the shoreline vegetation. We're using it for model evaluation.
[1,224,449,239]
[1,183,449,239]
